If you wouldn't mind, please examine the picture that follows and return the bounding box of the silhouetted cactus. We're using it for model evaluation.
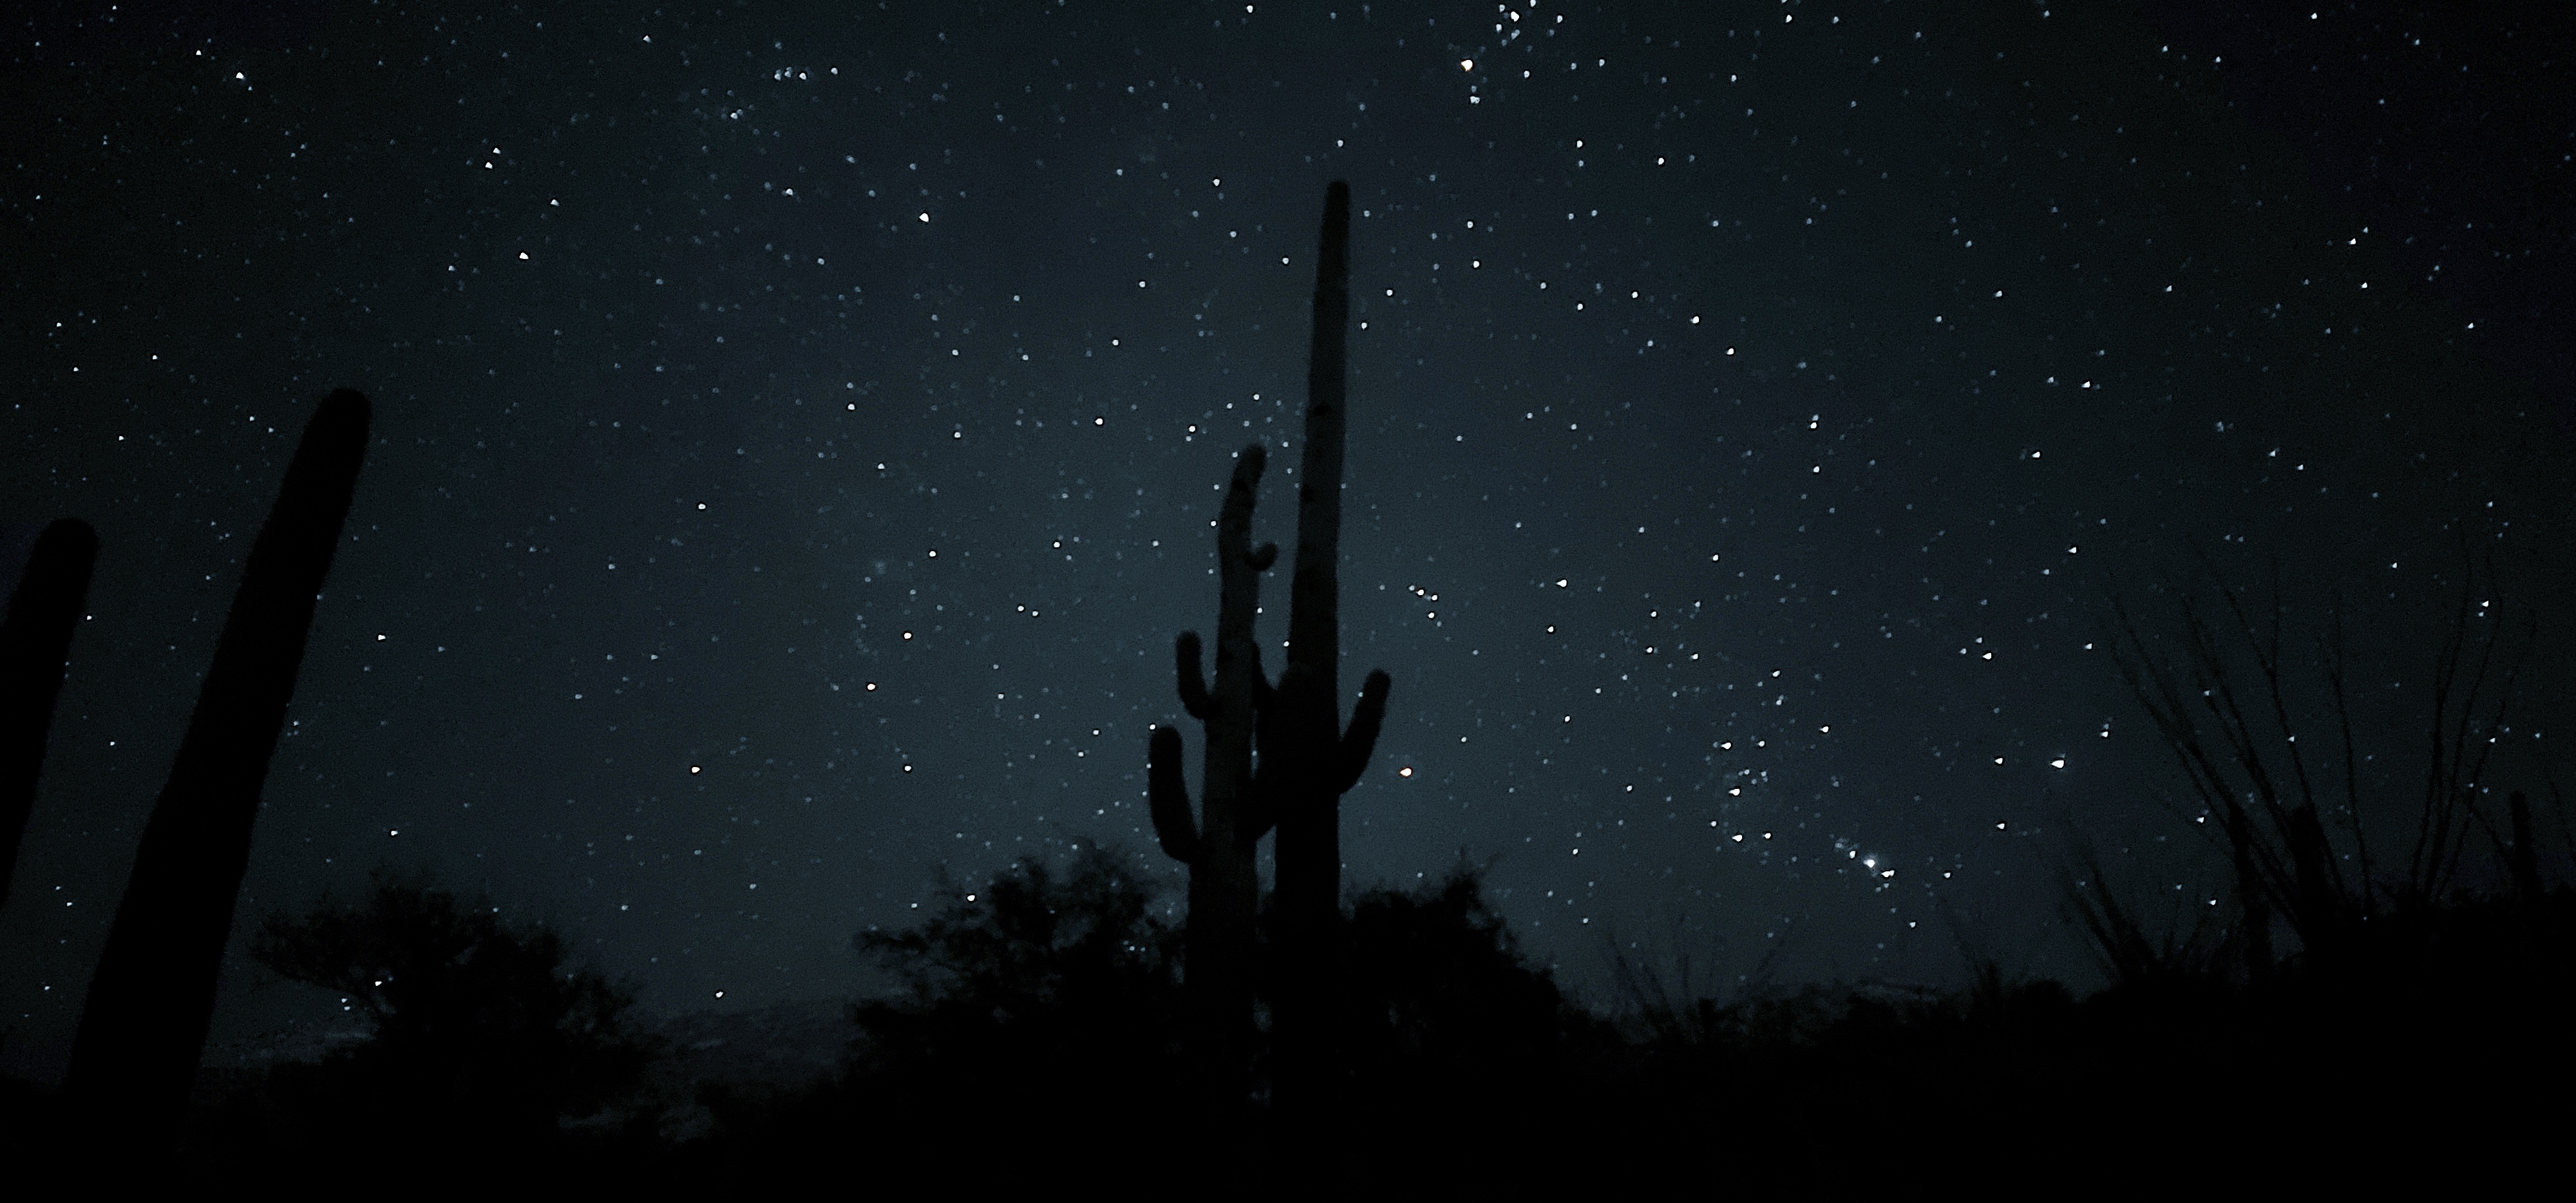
[1265,180,1392,1101]
[0,518,97,910]
[1149,445,1278,1101]
[66,388,372,1144]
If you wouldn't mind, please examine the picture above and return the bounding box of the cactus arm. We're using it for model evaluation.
[1149,725,1201,862]
[1175,632,1215,720]
[1248,542,1278,572]
[1332,669,1392,794]
[1217,448,1266,570]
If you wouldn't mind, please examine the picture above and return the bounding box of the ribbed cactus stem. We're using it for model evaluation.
[1276,180,1354,926]
[1151,444,1274,1102]
[66,389,370,1144]
[1284,180,1350,701]
[0,518,98,909]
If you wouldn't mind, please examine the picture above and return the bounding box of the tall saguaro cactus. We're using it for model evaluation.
[66,388,372,1144]
[1150,446,1278,1101]
[1267,180,1393,1100]
[0,518,99,909]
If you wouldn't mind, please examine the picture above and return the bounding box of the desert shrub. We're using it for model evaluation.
[248,870,661,1156]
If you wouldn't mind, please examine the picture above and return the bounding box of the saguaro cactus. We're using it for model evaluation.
[1267,180,1392,1100]
[66,388,371,1143]
[1149,445,1278,1101]
[0,518,99,909]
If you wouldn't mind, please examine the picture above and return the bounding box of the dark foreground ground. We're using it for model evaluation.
[4,876,2566,1183]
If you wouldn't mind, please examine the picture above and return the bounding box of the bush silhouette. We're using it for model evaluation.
[1331,868,1601,1105]
[246,870,661,1156]
[836,849,1588,1142]
[848,845,1188,1122]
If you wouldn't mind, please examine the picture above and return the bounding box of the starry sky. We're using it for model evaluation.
[4,1,2568,1072]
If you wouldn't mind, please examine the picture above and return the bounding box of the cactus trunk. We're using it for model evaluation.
[66,389,371,1144]
[1150,446,1276,1103]
[1269,180,1392,1106]
[0,518,98,909]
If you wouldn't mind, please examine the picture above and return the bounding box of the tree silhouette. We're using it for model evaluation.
[839,849,1591,1144]
[2098,551,2555,981]
[1331,867,1597,1104]
[849,845,1187,1121]
[249,870,661,1155]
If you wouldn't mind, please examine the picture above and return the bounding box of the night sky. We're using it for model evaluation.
[5,1,2568,1075]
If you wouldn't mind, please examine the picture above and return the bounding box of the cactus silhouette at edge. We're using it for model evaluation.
[1150,445,1278,1103]
[65,389,372,1145]
[0,518,99,910]
[1268,180,1393,1104]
